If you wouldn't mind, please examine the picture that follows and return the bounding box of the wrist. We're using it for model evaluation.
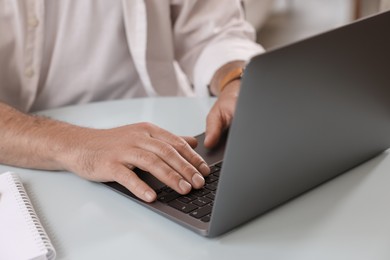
[217,67,244,94]
[54,126,98,173]
[210,61,246,96]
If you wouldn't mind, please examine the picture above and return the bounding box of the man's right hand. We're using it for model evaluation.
[0,102,210,202]
[63,123,210,202]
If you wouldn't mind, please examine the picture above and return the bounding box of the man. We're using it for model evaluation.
[0,0,263,202]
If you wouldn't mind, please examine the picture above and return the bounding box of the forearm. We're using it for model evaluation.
[0,102,85,170]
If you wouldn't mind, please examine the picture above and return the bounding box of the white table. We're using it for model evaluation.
[1,97,390,260]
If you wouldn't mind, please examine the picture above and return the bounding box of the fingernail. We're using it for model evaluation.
[192,173,205,188]
[199,163,210,176]
[144,191,156,202]
[179,179,192,193]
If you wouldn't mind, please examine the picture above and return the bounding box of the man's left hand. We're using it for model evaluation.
[204,79,240,148]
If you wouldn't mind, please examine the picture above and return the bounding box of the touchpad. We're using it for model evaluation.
[194,131,227,165]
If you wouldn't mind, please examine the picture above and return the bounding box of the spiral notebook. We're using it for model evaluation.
[0,172,56,260]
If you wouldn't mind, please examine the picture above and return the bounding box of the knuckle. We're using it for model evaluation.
[174,138,190,151]
[181,163,196,176]
[113,169,134,188]
[179,139,190,149]
[125,173,138,189]
[103,159,118,171]
[132,180,147,195]
[206,108,217,121]
[138,122,155,131]
[112,166,125,181]
[189,152,203,165]
[160,145,177,158]
[135,150,159,165]
[164,169,181,184]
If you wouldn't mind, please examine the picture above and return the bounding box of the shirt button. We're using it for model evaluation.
[28,17,39,28]
[25,68,35,78]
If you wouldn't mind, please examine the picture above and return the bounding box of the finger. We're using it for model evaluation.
[181,136,198,149]
[112,165,157,203]
[127,148,193,194]
[147,126,210,177]
[136,138,206,189]
[204,107,224,148]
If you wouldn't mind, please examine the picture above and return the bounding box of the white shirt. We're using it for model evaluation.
[32,0,145,111]
[0,0,264,112]
[381,0,390,10]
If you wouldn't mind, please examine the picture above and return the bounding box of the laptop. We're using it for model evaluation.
[104,11,390,237]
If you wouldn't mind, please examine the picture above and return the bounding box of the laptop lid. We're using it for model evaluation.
[208,11,390,237]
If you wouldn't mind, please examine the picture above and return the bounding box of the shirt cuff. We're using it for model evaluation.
[193,40,264,96]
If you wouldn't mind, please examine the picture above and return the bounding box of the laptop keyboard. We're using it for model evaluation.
[156,161,222,222]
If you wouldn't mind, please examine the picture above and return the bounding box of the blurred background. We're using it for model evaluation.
[244,0,386,50]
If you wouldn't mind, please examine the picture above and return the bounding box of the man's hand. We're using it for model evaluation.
[205,60,244,148]
[204,79,240,148]
[0,102,210,203]
[65,123,210,202]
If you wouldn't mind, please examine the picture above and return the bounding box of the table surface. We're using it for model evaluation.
[1,97,390,260]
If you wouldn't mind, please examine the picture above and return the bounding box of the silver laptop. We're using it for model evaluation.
[104,11,390,237]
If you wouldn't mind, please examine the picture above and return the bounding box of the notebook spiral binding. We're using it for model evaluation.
[8,172,56,260]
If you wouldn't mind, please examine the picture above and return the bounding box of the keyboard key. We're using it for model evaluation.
[157,191,181,203]
[192,189,210,197]
[192,197,212,207]
[190,205,212,219]
[168,200,198,213]
[178,194,197,204]
[205,175,218,184]
[210,165,220,174]
[205,183,217,191]
[205,193,215,200]
[162,186,174,193]
[201,215,211,223]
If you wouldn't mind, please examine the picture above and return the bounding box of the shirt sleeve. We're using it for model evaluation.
[171,0,265,96]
